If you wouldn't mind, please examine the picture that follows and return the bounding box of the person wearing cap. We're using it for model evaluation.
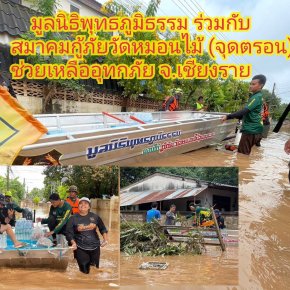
[36,193,72,243]
[66,197,108,274]
[4,191,25,227]
[214,209,225,229]
[66,185,80,215]
[162,88,183,111]
[0,194,25,248]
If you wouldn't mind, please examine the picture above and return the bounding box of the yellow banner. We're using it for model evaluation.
[0,87,47,164]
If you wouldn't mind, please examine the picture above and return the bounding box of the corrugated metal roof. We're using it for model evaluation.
[0,0,35,36]
[121,186,208,206]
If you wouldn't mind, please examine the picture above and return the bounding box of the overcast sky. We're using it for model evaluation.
[98,0,290,103]
[0,166,45,192]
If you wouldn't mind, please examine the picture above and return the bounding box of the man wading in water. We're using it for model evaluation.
[222,74,266,155]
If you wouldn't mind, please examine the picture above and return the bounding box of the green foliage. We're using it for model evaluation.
[33,196,41,205]
[121,220,203,256]
[0,176,25,204]
[28,187,44,201]
[27,0,60,16]
[43,166,119,200]
[120,167,238,188]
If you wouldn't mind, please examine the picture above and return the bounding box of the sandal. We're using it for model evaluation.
[14,242,28,249]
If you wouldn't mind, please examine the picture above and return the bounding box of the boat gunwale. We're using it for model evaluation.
[23,117,235,151]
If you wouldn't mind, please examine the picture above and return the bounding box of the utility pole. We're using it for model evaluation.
[6,166,10,191]
[269,83,276,113]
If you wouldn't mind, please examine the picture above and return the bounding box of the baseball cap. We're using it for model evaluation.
[214,209,220,215]
[49,193,61,201]
[79,197,91,204]
[67,185,78,193]
[5,191,12,197]
[175,88,183,95]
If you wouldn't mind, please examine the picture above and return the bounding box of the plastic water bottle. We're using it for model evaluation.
[2,232,7,248]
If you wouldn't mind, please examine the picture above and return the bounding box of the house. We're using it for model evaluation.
[0,0,159,113]
[120,172,238,227]
[121,172,238,211]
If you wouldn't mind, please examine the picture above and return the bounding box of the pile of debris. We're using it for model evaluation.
[121,220,204,256]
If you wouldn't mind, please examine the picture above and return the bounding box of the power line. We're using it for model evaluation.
[188,0,277,83]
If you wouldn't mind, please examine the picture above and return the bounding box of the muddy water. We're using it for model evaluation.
[1,204,120,290]
[121,128,290,290]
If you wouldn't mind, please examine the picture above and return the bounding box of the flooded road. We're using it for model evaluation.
[1,204,120,290]
[122,127,290,289]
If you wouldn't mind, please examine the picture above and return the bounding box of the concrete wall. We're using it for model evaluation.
[51,99,123,114]
[22,0,104,16]
[90,196,119,231]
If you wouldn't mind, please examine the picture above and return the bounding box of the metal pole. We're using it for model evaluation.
[210,207,226,251]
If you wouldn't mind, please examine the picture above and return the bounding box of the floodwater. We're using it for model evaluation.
[121,126,290,290]
[1,204,120,290]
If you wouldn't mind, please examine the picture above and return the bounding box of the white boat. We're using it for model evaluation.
[14,111,236,165]
[0,239,70,269]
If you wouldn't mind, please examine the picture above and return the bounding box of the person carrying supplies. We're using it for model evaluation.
[66,185,80,215]
[162,88,183,111]
[66,197,108,274]
[36,193,71,245]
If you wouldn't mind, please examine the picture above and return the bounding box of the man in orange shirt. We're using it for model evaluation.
[66,185,80,215]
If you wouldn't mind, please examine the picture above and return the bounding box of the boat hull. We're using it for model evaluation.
[0,247,70,269]
[15,111,236,165]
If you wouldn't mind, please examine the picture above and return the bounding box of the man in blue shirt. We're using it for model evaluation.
[146,202,161,223]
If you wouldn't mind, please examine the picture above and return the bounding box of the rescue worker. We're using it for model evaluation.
[36,193,71,245]
[66,185,80,215]
[4,191,25,227]
[193,96,206,111]
[222,74,267,155]
[189,205,212,226]
[162,88,183,111]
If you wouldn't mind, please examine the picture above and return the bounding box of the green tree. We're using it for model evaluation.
[33,196,41,205]
[43,166,119,199]
[21,0,85,113]
[120,167,238,188]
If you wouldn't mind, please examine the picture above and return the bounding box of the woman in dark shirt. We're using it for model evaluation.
[66,197,108,274]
